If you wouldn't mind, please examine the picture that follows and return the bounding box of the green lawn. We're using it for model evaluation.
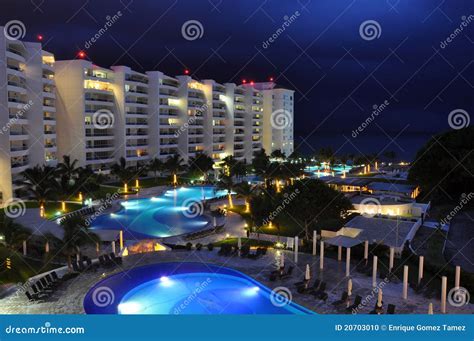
[0,247,56,285]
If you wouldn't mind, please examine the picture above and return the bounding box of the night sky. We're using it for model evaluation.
[1,0,473,160]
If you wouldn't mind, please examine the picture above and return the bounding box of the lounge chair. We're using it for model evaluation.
[313,282,327,300]
[110,253,123,265]
[32,283,51,296]
[25,290,46,301]
[387,304,396,314]
[346,295,362,313]
[298,279,321,294]
[40,277,56,290]
[332,291,349,306]
[72,261,82,272]
[51,271,61,282]
[280,266,294,279]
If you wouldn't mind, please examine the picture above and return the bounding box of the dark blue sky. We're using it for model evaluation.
[1,0,473,159]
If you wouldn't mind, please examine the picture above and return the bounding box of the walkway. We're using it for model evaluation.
[0,249,472,314]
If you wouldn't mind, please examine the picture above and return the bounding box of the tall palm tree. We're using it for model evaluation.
[15,165,56,207]
[188,152,214,181]
[217,173,235,207]
[0,217,31,250]
[233,182,254,212]
[57,155,79,183]
[111,157,134,189]
[50,215,100,270]
[148,158,164,182]
[165,154,185,185]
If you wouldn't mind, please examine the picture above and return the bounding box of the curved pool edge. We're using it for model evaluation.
[83,262,315,315]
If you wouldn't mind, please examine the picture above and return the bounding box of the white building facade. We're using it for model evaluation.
[0,34,294,203]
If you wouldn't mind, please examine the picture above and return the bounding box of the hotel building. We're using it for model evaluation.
[0,33,58,204]
[0,33,294,203]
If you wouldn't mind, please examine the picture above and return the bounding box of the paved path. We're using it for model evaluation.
[1,249,472,315]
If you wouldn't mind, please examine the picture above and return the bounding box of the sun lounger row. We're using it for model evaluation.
[24,271,65,302]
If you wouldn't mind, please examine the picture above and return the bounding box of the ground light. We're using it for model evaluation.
[40,204,45,217]
[124,183,128,193]
[135,179,139,188]
[78,192,83,201]
[61,201,66,211]
[245,201,250,212]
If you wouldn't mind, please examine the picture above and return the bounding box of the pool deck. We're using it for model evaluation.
[1,248,472,315]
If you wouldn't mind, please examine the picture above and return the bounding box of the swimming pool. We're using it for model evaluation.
[90,186,228,239]
[306,164,352,177]
[83,262,312,315]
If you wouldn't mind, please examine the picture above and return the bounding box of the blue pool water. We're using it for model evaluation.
[83,262,312,315]
[306,164,352,177]
[90,186,227,239]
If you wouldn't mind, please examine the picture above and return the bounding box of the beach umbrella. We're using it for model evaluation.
[305,264,311,280]
[377,289,383,307]
[428,303,433,315]
[348,279,353,296]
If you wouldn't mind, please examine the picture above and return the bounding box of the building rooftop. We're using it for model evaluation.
[343,215,420,248]
[320,176,372,187]
[367,182,415,194]
[350,194,413,205]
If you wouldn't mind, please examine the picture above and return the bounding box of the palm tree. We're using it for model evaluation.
[233,182,254,212]
[51,215,100,270]
[57,155,79,183]
[148,158,164,182]
[0,217,31,250]
[15,165,56,207]
[111,157,134,190]
[217,173,234,207]
[165,154,185,185]
[188,152,214,181]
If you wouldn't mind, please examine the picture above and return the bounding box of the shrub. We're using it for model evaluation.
[207,243,214,251]
[185,242,192,250]
[196,243,202,251]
